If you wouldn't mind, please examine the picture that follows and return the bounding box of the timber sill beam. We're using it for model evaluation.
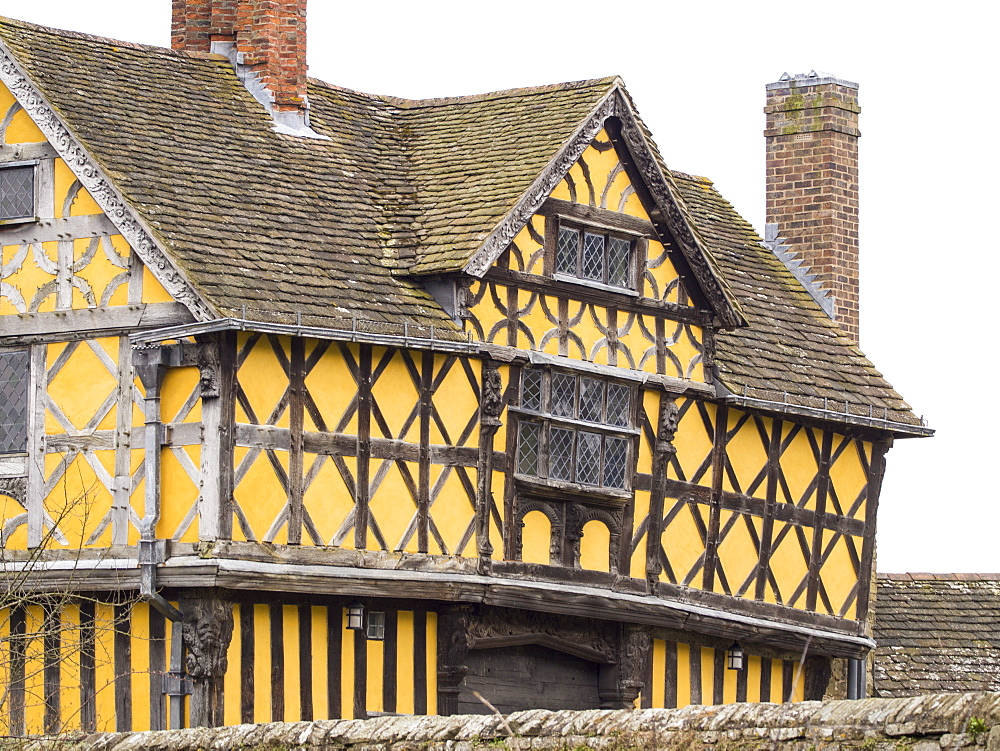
[2,303,196,341]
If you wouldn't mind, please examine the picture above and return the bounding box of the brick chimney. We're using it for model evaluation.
[764,72,861,341]
[172,0,322,138]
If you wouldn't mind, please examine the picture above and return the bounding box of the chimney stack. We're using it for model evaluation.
[172,0,320,138]
[765,72,861,341]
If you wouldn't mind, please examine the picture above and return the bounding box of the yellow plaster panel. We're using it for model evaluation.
[427,468,476,556]
[237,335,290,427]
[676,642,691,707]
[651,639,666,708]
[367,627,384,714]
[673,400,715,486]
[515,290,548,353]
[368,459,418,551]
[130,603,152,734]
[715,510,762,597]
[1,494,28,548]
[766,522,810,608]
[302,454,355,547]
[72,237,127,308]
[141,265,174,304]
[770,659,786,703]
[430,354,479,447]
[821,530,860,619]
[780,425,820,509]
[521,509,551,565]
[370,349,419,441]
[233,449,289,543]
[396,610,415,715]
[93,603,117,731]
[4,103,45,144]
[158,445,200,541]
[629,489,651,579]
[746,655,761,703]
[304,343,358,435]
[579,519,611,572]
[282,606,302,721]
[311,607,330,719]
[660,499,708,584]
[43,450,113,548]
[700,647,714,705]
[723,412,769,496]
[161,366,202,424]
[829,437,867,517]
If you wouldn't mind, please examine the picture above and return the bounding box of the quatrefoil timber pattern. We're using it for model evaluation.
[466,129,706,382]
[231,335,500,554]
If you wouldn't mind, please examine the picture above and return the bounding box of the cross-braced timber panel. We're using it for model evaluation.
[670,399,716,486]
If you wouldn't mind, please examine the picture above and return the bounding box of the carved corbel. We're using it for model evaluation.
[598,623,651,709]
[476,361,504,568]
[180,595,234,727]
[196,341,221,399]
[436,606,473,715]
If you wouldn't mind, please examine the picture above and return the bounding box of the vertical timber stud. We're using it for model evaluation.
[857,438,890,626]
[755,418,783,601]
[502,365,522,561]
[112,334,135,545]
[418,352,433,553]
[646,394,680,588]
[181,595,234,727]
[197,334,224,540]
[476,361,503,570]
[215,331,237,540]
[25,344,46,548]
[807,430,834,611]
[355,345,373,550]
[703,404,729,591]
[288,337,306,544]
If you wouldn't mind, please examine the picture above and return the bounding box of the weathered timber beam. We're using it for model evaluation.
[0,213,118,245]
[539,197,658,238]
[483,267,709,326]
[0,141,58,162]
[2,303,195,340]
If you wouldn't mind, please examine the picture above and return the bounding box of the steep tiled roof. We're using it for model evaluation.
[0,16,925,431]
[874,574,1000,697]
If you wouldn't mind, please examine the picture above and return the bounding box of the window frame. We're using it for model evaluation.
[0,159,38,226]
[512,367,638,495]
[0,348,30,479]
[551,219,640,293]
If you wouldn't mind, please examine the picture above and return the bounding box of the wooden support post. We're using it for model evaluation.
[857,439,891,626]
[418,352,433,553]
[111,334,135,545]
[502,365,522,561]
[703,404,728,591]
[476,361,503,570]
[180,595,234,728]
[598,623,651,709]
[25,343,47,548]
[287,338,306,545]
[213,331,237,540]
[355,345,372,550]
[755,418,783,601]
[436,607,471,716]
[645,394,679,588]
[806,430,834,611]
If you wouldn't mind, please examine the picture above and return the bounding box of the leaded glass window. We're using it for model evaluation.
[515,368,634,490]
[0,165,34,222]
[552,223,634,290]
[0,351,29,455]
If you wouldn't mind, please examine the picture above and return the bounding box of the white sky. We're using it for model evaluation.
[2,0,997,573]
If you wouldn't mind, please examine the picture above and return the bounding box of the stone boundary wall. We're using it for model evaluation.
[5,693,1000,750]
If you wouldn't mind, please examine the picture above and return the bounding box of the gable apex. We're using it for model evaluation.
[0,30,217,322]
[461,84,745,329]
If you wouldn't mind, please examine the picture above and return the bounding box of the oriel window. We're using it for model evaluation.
[0,350,29,456]
[0,164,35,222]
[515,369,635,491]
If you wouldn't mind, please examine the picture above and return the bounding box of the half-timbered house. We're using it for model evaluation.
[0,1,930,734]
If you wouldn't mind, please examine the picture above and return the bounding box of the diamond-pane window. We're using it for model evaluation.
[551,373,575,417]
[521,369,542,412]
[549,428,575,481]
[606,383,631,427]
[582,232,605,280]
[518,421,541,476]
[576,431,602,485]
[603,437,629,489]
[556,227,578,275]
[0,350,29,455]
[0,166,34,221]
[608,237,631,288]
[579,377,603,423]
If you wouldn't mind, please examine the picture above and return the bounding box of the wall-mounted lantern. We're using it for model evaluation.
[346,601,365,631]
[726,642,745,671]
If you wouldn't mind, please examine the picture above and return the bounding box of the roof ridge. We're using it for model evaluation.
[0,14,179,57]
[375,76,622,109]
[879,572,1000,581]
